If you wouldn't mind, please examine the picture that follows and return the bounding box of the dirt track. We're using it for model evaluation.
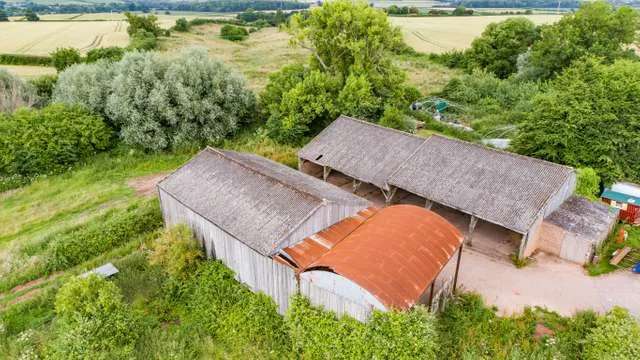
[459,249,640,318]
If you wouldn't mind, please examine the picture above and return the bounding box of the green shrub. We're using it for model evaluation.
[220,24,249,41]
[149,225,203,279]
[106,48,256,151]
[28,74,57,106]
[128,29,158,50]
[584,307,640,360]
[0,53,52,66]
[286,295,439,359]
[379,106,415,133]
[124,12,162,37]
[0,69,37,113]
[0,10,8,22]
[0,104,112,177]
[47,275,140,359]
[85,47,125,63]
[50,47,83,72]
[52,60,115,119]
[576,167,601,200]
[174,17,190,32]
[46,200,162,271]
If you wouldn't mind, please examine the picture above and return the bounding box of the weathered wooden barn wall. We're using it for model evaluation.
[159,189,297,314]
[277,203,369,250]
[299,272,380,322]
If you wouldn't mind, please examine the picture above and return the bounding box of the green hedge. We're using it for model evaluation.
[0,104,112,177]
[46,200,163,271]
[0,53,52,67]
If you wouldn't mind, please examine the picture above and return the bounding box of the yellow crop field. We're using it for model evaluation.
[391,15,561,53]
[0,65,56,78]
[0,20,129,56]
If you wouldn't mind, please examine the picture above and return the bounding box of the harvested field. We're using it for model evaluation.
[0,20,129,55]
[392,15,561,53]
[0,65,56,78]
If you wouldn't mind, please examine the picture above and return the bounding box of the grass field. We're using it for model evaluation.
[162,24,310,90]
[0,20,129,56]
[0,65,56,78]
[391,14,561,53]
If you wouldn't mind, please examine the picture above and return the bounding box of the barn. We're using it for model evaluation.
[158,147,464,320]
[601,182,640,225]
[299,116,594,261]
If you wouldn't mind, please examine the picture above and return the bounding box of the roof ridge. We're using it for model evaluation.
[206,147,328,204]
[338,114,424,140]
[429,134,575,173]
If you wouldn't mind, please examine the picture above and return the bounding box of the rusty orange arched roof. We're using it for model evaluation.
[290,204,464,311]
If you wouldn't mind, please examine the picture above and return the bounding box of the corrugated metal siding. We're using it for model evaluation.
[299,275,374,322]
[160,189,297,314]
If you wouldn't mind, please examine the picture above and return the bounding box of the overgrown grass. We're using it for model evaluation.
[222,128,300,168]
[588,224,640,276]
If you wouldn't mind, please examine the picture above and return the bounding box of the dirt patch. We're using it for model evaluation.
[4,271,63,296]
[127,173,170,197]
[534,323,555,340]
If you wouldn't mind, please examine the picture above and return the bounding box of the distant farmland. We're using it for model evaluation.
[391,15,561,53]
[0,20,129,56]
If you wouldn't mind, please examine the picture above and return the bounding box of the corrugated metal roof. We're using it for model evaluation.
[545,196,618,239]
[602,189,640,205]
[298,115,425,190]
[389,136,575,234]
[281,207,379,269]
[300,116,575,234]
[282,205,463,310]
[158,148,369,256]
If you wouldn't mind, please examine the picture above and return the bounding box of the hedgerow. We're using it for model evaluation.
[0,104,112,178]
[46,200,163,271]
[0,53,52,67]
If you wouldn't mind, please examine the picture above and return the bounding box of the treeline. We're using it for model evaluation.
[2,1,309,16]
[449,0,580,8]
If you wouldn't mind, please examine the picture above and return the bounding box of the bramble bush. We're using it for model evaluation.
[149,225,203,279]
[286,295,439,359]
[379,106,416,133]
[0,104,112,178]
[28,74,57,106]
[54,48,256,151]
[584,307,640,360]
[47,275,141,359]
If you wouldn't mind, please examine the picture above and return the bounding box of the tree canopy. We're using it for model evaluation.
[467,18,538,78]
[522,1,640,79]
[263,0,417,143]
[511,58,640,184]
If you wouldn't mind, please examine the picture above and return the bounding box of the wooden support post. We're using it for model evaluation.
[424,199,433,210]
[322,166,331,181]
[452,243,463,292]
[466,215,478,246]
[298,158,304,171]
[382,186,397,205]
[427,281,436,311]
[352,179,362,193]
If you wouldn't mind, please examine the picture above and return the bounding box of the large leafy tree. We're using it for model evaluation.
[263,0,417,143]
[523,1,640,80]
[511,58,640,184]
[466,18,538,78]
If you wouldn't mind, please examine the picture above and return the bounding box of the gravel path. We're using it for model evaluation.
[459,249,640,318]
